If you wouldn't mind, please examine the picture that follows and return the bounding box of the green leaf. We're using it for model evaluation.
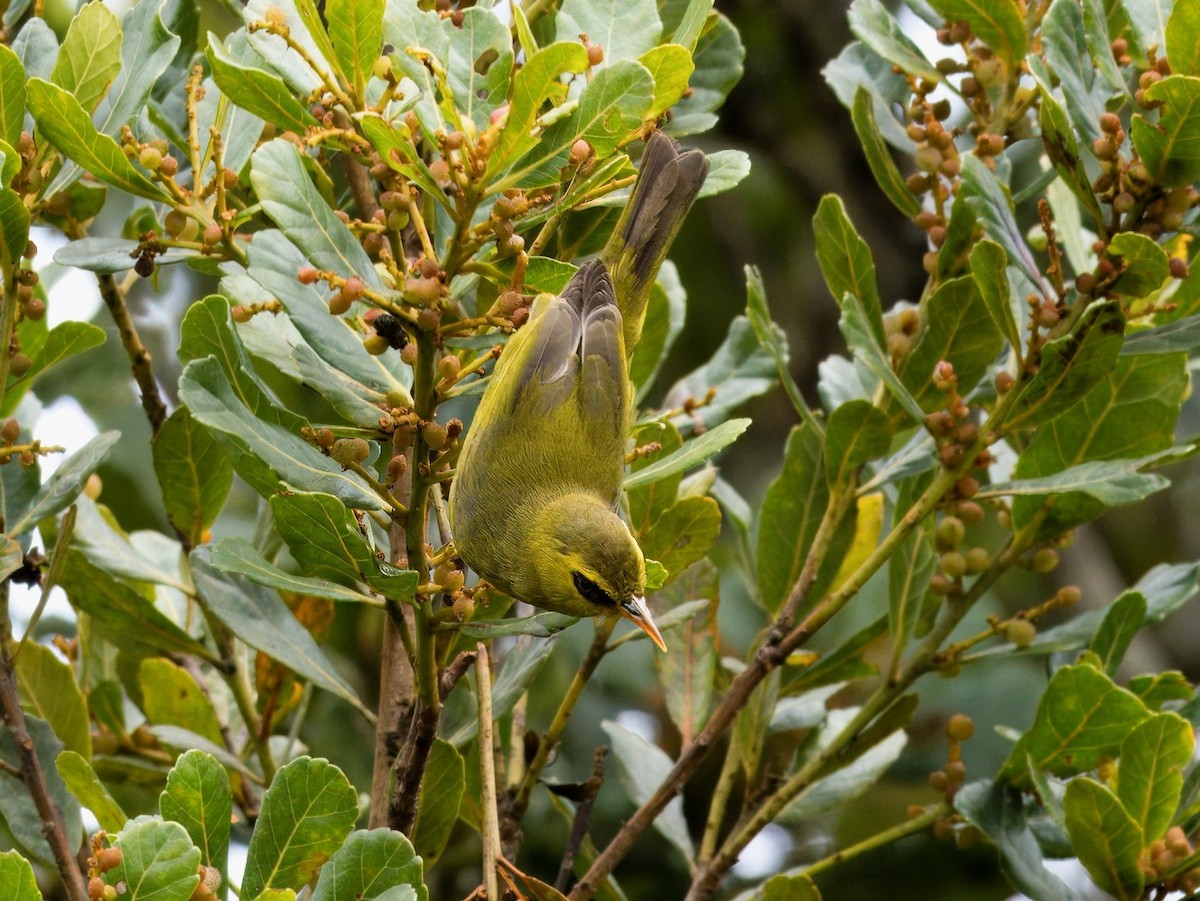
[630,262,687,398]
[8,431,118,537]
[327,0,384,96]
[641,44,694,117]
[191,549,376,722]
[57,549,210,660]
[250,140,380,286]
[5,321,105,405]
[26,80,166,200]
[0,189,29,276]
[1167,0,1200,74]
[959,154,1044,291]
[503,60,654,188]
[49,1,121,114]
[664,314,777,430]
[823,41,910,148]
[0,850,41,901]
[0,47,26,149]
[1043,0,1116,145]
[1132,75,1200,186]
[557,0,662,64]
[780,705,909,821]
[48,0,183,196]
[457,611,578,640]
[1122,314,1200,353]
[1089,591,1147,675]
[13,641,90,757]
[639,496,720,588]
[1106,232,1171,297]
[745,265,809,423]
[312,828,427,901]
[159,750,231,888]
[206,33,317,136]
[813,195,884,347]
[850,87,920,217]
[152,407,232,549]
[757,426,826,613]
[993,452,1175,507]
[445,8,513,130]
[888,521,938,659]
[411,739,464,867]
[624,418,750,490]
[0,717,82,866]
[969,240,1023,358]
[848,0,940,82]
[1115,712,1194,843]
[1036,81,1106,222]
[955,780,1081,901]
[178,357,384,510]
[233,231,411,402]
[1063,778,1144,901]
[139,658,225,748]
[489,42,590,174]
[654,561,718,743]
[601,720,693,865]
[243,757,359,899]
[111,816,202,901]
[1010,352,1185,535]
[903,279,1004,414]
[208,538,382,605]
[757,874,821,901]
[837,291,927,425]
[53,238,196,273]
[1003,662,1150,783]
[665,12,743,137]
[928,0,1026,67]
[1008,300,1126,429]
[56,751,126,834]
[823,400,891,488]
[270,492,414,600]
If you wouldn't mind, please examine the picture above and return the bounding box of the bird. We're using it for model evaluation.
[448,133,709,651]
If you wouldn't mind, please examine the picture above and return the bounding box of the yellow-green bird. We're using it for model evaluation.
[449,133,708,651]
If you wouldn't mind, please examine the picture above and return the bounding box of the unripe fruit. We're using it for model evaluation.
[1030,548,1060,572]
[9,353,31,377]
[315,428,335,449]
[331,438,370,465]
[24,296,46,320]
[386,454,407,484]
[139,146,163,170]
[944,759,967,782]
[438,355,461,381]
[103,886,117,901]
[417,307,441,330]
[422,421,448,450]
[965,547,991,573]
[364,334,390,355]
[1170,257,1189,279]
[1113,192,1136,214]
[328,292,352,315]
[373,55,393,80]
[19,449,35,466]
[158,155,179,176]
[406,277,441,306]
[946,713,974,741]
[442,569,464,593]
[586,43,604,66]
[1057,585,1082,606]
[400,343,418,366]
[940,551,967,579]
[1005,619,1036,647]
[935,516,965,549]
[231,305,253,323]
[955,476,980,498]
[1,419,19,444]
[343,276,365,300]
[928,770,949,792]
[89,877,106,901]
[84,473,103,500]
[298,265,319,284]
[956,501,984,525]
[452,591,474,619]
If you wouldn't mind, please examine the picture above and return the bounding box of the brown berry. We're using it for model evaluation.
[1170,257,1189,279]
[586,43,604,67]
[96,846,122,872]
[328,292,352,315]
[1,419,19,444]
[331,438,370,465]
[422,421,448,450]
[89,878,107,901]
[158,155,178,177]
[9,353,31,377]
[231,305,253,323]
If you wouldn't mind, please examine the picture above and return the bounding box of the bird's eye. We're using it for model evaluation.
[572,571,615,607]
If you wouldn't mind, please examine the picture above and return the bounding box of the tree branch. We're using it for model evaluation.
[0,584,87,901]
[94,269,168,435]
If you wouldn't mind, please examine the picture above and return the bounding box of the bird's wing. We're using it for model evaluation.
[511,290,583,417]
[575,266,626,431]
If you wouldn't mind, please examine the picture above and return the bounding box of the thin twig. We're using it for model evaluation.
[555,745,608,892]
[94,268,168,435]
[802,803,952,878]
[0,583,88,901]
[477,643,502,901]
[439,649,477,699]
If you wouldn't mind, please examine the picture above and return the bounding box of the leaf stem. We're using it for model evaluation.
[801,802,952,878]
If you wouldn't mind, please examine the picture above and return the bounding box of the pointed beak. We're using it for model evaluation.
[618,595,667,652]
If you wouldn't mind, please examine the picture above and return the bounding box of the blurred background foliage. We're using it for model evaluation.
[25,0,1200,897]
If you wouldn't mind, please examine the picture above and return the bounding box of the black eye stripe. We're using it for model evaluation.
[572,571,615,607]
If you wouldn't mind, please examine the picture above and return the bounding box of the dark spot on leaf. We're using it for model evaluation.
[475,48,498,76]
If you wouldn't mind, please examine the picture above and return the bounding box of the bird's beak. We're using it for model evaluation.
[618,595,667,653]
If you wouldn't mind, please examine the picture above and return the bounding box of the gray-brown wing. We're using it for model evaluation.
[511,294,583,417]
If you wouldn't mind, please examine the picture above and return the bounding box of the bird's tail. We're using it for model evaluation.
[600,132,708,357]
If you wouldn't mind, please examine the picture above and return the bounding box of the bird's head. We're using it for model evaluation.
[532,493,666,651]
